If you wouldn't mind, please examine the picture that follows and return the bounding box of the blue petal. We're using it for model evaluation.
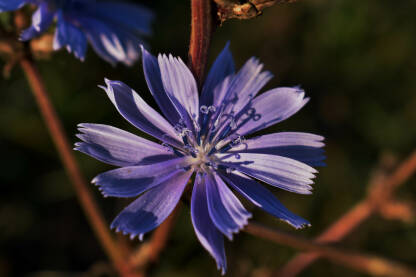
[201,42,235,107]
[212,75,234,109]
[217,153,317,194]
[0,0,27,12]
[141,46,181,125]
[85,1,154,36]
[75,16,141,66]
[100,79,182,148]
[111,170,192,239]
[223,57,273,115]
[205,173,251,240]
[233,87,309,136]
[222,172,310,229]
[75,123,176,167]
[229,132,326,166]
[20,3,54,41]
[53,11,87,60]
[158,54,200,126]
[92,158,189,198]
[191,173,227,274]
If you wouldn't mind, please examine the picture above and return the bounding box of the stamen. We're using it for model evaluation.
[161,142,174,152]
[205,161,218,170]
[200,105,209,114]
[199,105,217,143]
[171,148,183,157]
[161,142,184,157]
[216,135,245,153]
[218,144,232,153]
[174,118,188,136]
[184,145,198,158]
[226,167,236,174]
[208,146,218,156]
[182,133,190,146]
[208,105,216,113]
[192,118,201,133]
[216,116,236,143]
[231,135,245,146]
[207,112,232,144]
[210,104,225,133]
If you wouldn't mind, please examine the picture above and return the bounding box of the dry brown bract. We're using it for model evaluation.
[214,0,296,23]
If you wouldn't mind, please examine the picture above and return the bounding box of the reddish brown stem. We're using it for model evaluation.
[278,151,416,277]
[245,222,416,277]
[277,201,373,277]
[148,206,180,262]
[130,206,181,269]
[19,57,139,277]
[188,0,214,87]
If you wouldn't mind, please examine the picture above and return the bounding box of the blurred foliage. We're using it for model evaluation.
[1,0,416,276]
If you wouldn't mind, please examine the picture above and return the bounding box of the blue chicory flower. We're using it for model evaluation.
[75,44,325,274]
[0,0,153,65]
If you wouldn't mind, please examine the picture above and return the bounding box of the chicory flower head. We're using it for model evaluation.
[75,44,325,274]
[0,0,153,65]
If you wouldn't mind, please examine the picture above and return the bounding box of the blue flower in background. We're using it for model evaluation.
[75,44,325,274]
[0,0,153,65]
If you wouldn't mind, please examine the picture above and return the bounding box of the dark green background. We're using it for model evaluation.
[1,0,416,276]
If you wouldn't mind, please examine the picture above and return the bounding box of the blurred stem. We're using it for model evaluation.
[188,0,214,88]
[277,150,416,277]
[146,205,181,263]
[13,10,140,277]
[19,55,139,277]
[130,205,181,269]
[245,222,416,277]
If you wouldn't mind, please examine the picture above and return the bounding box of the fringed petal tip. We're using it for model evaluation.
[90,175,115,198]
[103,77,113,87]
[128,233,144,241]
[73,141,89,154]
[288,86,307,101]
[111,224,145,241]
[298,187,314,195]
[225,213,253,241]
[100,78,121,91]
[277,209,312,230]
[286,218,311,230]
[219,264,227,276]
[98,79,114,94]
[90,176,109,198]
[76,123,95,132]
[218,212,252,241]
[73,140,85,148]
[68,46,86,62]
[100,78,129,97]
[18,30,30,42]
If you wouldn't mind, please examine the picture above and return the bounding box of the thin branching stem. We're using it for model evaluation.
[277,150,416,277]
[19,56,140,277]
[14,10,137,276]
[130,206,181,269]
[245,222,416,277]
